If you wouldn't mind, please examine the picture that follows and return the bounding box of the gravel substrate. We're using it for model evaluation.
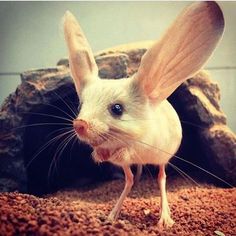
[0,177,235,236]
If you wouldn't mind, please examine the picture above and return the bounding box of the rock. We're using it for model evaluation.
[173,71,226,126]
[0,178,20,192]
[0,41,235,193]
[96,53,129,79]
[200,125,236,185]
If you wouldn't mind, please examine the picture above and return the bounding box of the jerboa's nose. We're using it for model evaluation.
[73,119,88,136]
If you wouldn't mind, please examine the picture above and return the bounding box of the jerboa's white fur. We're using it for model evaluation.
[63,1,224,167]
[63,1,224,229]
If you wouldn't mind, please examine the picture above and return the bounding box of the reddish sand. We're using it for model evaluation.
[0,177,235,236]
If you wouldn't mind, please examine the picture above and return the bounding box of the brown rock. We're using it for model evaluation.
[0,41,235,194]
[96,53,129,79]
[200,124,236,184]
[172,71,226,126]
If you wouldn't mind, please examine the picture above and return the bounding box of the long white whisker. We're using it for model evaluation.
[18,111,73,123]
[169,162,200,187]
[55,133,77,171]
[107,123,234,187]
[131,138,234,188]
[66,99,80,116]
[40,102,76,120]
[179,120,205,130]
[120,118,205,130]
[46,127,73,140]
[12,122,73,131]
[173,155,234,188]
[26,129,74,169]
[69,133,78,162]
[52,91,77,118]
[48,132,76,182]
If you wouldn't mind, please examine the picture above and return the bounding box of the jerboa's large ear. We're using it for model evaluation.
[64,11,98,93]
[134,2,224,104]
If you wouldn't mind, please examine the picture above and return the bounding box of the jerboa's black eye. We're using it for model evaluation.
[110,103,124,117]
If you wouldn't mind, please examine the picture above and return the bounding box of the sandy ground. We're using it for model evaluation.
[0,177,235,236]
